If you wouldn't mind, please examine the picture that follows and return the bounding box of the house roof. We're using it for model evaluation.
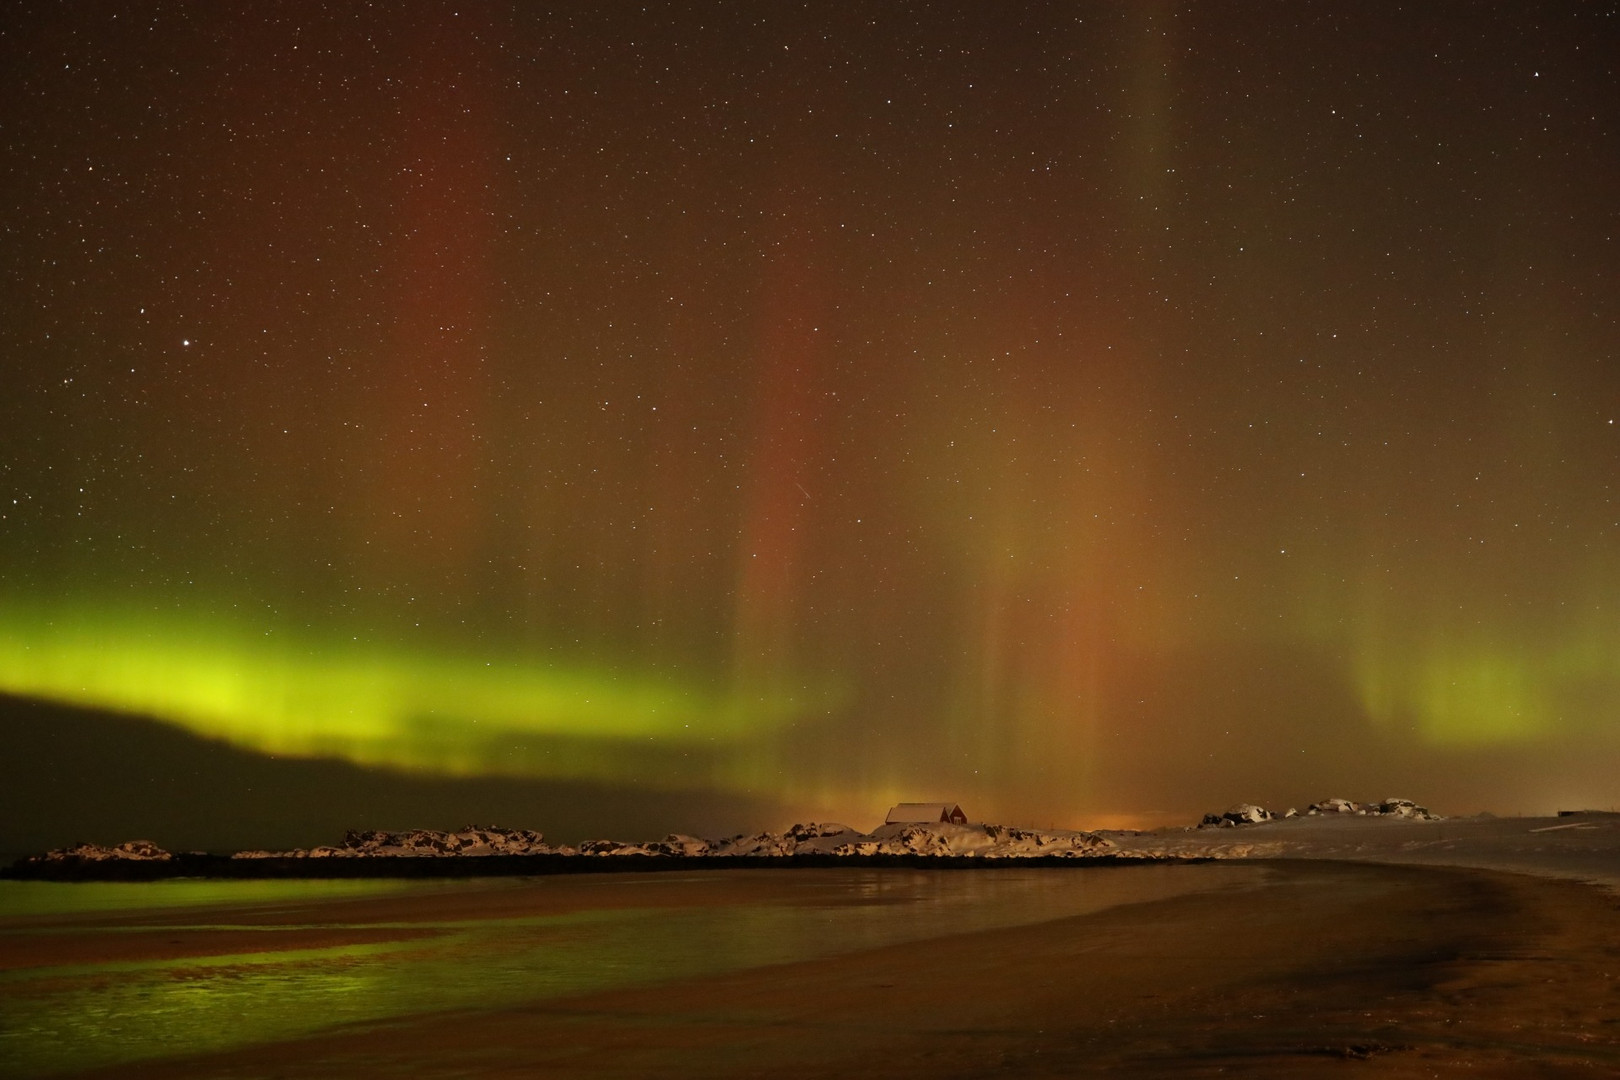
[885,802,965,824]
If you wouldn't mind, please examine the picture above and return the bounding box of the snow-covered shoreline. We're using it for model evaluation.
[24,795,1615,888]
[17,819,1118,871]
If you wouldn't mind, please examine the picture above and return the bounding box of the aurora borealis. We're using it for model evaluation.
[2,2,1618,841]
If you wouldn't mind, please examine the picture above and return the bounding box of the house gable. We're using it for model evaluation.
[885,802,968,825]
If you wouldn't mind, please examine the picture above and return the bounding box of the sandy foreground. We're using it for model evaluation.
[4,819,1620,1078]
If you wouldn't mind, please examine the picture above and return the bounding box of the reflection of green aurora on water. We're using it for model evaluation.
[0,868,1245,1077]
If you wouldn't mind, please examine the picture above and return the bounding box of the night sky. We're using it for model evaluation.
[3,2,1618,841]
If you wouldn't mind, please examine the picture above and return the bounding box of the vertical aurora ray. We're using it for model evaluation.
[730,215,829,707]
[357,8,502,581]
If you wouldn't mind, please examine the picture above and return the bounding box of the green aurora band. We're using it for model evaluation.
[0,603,832,787]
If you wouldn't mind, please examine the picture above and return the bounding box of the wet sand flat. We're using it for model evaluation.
[8,861,1620,1078]
[0,864,1253,1076]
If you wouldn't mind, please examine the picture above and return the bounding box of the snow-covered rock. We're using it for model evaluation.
[1304,797,1440,821]
[1200,804,1274,828]
[789,829,862,854]
[645,834,718,857]
[705,821,1114,859]
[710,823,861,856]
[541,820,1114,860]
[710,830,802,857]
[341,826,551,857]
[126,820,1116,865]
[229,826,553,860]
[1204,798,1442,826]
[1376,798,1439,819]
[42,839,172,862]
[578,839,659,856]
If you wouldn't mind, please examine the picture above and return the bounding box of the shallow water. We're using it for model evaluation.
[0,864,1265,1077]
[0,877,424,918]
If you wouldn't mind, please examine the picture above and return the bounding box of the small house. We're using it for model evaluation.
[885,802,968,826]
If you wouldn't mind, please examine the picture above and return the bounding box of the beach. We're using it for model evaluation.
[5,856,1620,1077]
